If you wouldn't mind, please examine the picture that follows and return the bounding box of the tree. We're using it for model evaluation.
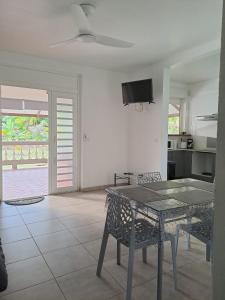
[2,116,48,141]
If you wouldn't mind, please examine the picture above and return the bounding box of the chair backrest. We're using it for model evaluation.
[190,207,214,243]
[105,193,135,241]
[137,171,162,185]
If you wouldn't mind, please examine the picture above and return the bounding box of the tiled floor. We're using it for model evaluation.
[3,167,48,200]
[0,190,212,300]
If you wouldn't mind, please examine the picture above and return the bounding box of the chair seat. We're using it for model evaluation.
[180,221,212,244]
[116,218,173,249]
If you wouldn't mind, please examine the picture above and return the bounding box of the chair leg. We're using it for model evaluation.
[96,228,109,277]
[126,243,135,300]
[206,244,211,262]
[185,217,191,250]
[142,247,147,264]
[175,224,180,256]
[210,242,213,262]
[170,237,177,289]
[117,241,121,265]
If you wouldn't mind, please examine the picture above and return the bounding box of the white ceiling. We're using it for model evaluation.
[0,0,223,72]
[171,53,220,84]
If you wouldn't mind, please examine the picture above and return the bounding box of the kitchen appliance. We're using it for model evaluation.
[180,136,187,149]
[187,138,194,149]
[180,141,187,149]
[168,140,177,150]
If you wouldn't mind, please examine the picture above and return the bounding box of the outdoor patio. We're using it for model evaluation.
[3,167,48,200]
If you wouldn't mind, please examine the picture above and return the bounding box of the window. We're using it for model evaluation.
[168,104,180,134]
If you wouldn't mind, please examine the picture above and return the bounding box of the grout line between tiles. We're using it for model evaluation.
[16,205,68,300]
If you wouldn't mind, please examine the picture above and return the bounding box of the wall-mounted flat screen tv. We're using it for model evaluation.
[121,78,154,106]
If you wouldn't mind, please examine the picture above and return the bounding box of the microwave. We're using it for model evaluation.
[168,140,177,150]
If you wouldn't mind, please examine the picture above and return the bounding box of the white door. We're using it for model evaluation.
[49,91,78,194]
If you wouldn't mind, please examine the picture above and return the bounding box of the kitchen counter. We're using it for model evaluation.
[168,148,216,182]
[168,148,216,154]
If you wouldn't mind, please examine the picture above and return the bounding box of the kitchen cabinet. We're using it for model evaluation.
[168,149,215,182]
[191,151,216,182]
[184,151,193,177]
[168,150,192,178]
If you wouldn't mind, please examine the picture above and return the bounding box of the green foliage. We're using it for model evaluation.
[2,116,48,141]
[168,116,180,134]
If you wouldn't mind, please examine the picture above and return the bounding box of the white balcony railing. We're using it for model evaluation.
[2,141,48,169]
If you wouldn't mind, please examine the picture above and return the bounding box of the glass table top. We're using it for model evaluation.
[141,181,185,191]
[146,198,189,212]
[157,186,198,195]
[106,179,214,212]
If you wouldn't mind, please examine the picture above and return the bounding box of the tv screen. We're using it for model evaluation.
[121,79,153,106]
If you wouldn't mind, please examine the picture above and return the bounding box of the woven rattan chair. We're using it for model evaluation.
[137,171,162,185]
[175,208,213,262]
[96,193,177,300]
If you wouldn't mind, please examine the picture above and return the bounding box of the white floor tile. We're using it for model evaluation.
[3,238,40,264]
[0,256,53,296]
[0,215,24,229]
[57,265,123,300]
[44,244,96,277]
[27,220,65,236]
[0,226,31,244]
[69,221,104,243]
[34,230,80,253]
[0,280,65,300]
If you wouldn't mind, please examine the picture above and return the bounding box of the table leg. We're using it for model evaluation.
[157,217,165,300]
[185,216,191,250]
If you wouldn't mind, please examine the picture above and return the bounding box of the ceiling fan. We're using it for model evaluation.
[50,3,134,48]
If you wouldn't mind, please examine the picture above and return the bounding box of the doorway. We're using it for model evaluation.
[0,85,49,200]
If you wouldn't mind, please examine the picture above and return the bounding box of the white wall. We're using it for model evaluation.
[127,64,169,179]
[188,78,219,138]
[170,81,188,99]
[0,51,129,189]
[80,67,129,188]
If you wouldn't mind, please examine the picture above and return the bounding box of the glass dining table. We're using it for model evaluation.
[106,178,214,300]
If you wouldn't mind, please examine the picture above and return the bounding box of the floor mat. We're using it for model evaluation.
[5,196,45,206]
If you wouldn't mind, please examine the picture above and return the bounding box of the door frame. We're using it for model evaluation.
[0,77,81,200]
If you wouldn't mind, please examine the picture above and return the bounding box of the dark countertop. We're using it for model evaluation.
[168,148,216,154]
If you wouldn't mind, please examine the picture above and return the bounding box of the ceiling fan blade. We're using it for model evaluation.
[71,3,91,34]
[95,35,134,48]
[50,36,79,48]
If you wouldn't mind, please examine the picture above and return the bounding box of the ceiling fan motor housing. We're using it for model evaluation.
[80,3,96,16]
